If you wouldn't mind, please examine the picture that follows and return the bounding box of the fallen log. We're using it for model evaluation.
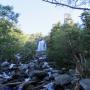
[0,80,38,88]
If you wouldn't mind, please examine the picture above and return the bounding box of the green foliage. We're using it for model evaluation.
[80,11,90,59]
[0,19,26,62]
[0,4,19,23]
[20,41,36,63]
[81,11,90,31]
[1,4,90,74]
[47,22,82,68]
[47,11,90,72]
[0,4,43,63]
[20,33,43,63]
[0,4,25,62]
[0,18,42,63]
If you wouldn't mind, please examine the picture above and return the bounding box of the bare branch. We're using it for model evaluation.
[75,0,78,6]
[43,0,90,10]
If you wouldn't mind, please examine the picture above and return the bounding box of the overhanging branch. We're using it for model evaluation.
[43,0,90,10]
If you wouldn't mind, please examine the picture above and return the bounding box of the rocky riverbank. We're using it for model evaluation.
[0,56,90,90]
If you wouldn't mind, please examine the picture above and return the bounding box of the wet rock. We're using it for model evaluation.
[1,55,89,90]
[2,72,11,79]
[54,74,72,86]
[43,82,54,90]
[1,61,9,67]
[52,69,63,74]
[69,69,75,76]
[1,61,10,71]
[42,62,50,69]
[9,64,16,69]
[31,70,48,81]
[52,73,59,78]
[19,64,28,70]
[80,79,90,90]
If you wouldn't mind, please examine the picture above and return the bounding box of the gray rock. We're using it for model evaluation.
[52,73,59,78]
[69,69,75,76]
[80,79,90,90]
[9,64,16,69]
[55,74,72,86]
[42,62,50,69]
[31,70,48,81]
[19,64,29,71]
[52,70,63,74]
[43,82,54,90]
[1,61,9,67]
[32,70,47,76]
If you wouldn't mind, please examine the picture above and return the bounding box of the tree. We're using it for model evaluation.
[81,11,90,31]
[0,4,44,63]
[47,11,90,77]
[47,20,85,70]
[20,33,43,63]
[0,4,19,23]
[80,11,90,61]
[0,19,27,62]
[43,0,90,10]
[0,5,26,62]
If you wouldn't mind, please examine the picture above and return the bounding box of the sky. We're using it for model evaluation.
[0,0,82,35]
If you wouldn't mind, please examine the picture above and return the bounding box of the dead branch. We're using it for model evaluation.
[43,0,90,10]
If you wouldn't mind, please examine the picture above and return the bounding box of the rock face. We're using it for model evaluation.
[80,79,90,90]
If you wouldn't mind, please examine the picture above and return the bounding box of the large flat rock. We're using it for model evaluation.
[54,74,72,86]
[80,79,90,90]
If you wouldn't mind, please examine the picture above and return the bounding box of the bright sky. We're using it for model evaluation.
[0,0,82,35]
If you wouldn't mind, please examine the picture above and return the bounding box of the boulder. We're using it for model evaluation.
[43,82,54,90]
[31,70,48,81]
[54,74,72,86]
[80,79,90,90]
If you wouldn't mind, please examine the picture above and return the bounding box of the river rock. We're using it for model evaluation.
[80,79,90,90]
[31,70,48,81]
[54,74,72,86]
